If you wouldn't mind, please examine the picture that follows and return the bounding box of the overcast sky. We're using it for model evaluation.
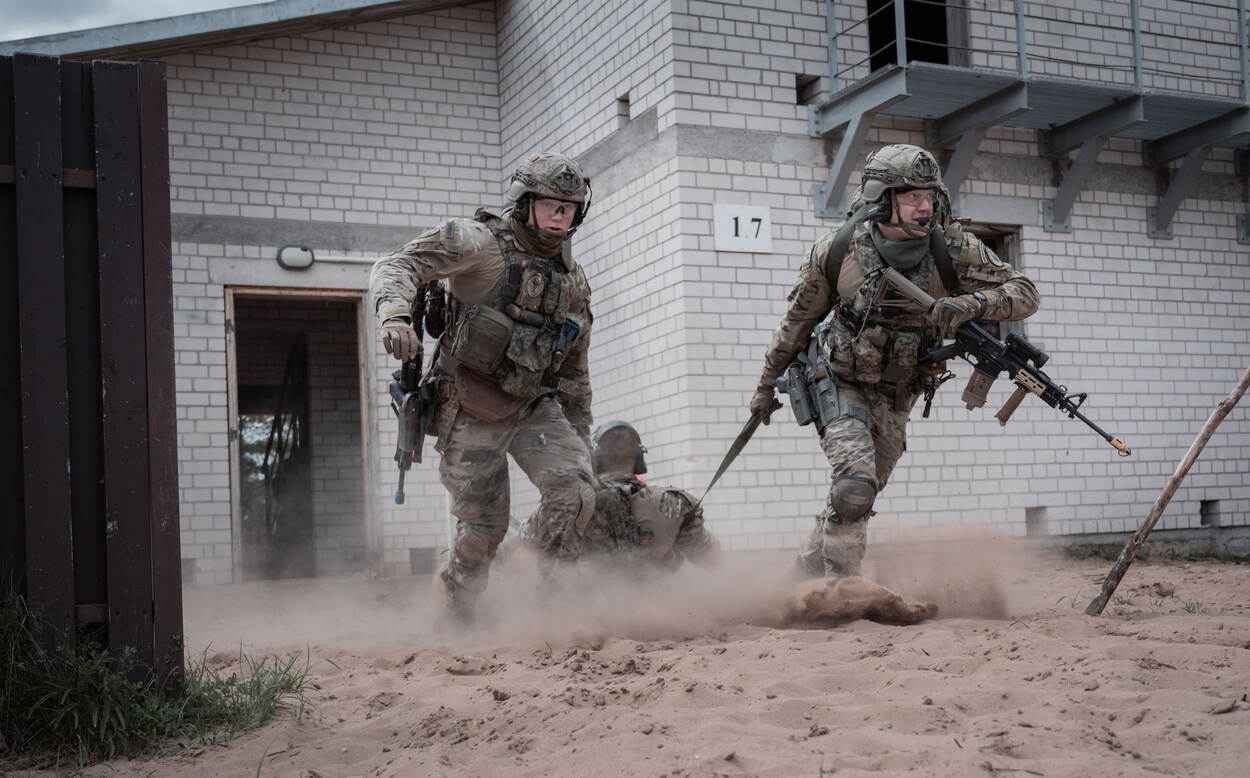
[1,0,259,43]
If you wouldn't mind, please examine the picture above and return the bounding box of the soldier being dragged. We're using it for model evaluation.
[514,421,721,573]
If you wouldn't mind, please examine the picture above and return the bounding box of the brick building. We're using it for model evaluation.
[6,0,1248,584]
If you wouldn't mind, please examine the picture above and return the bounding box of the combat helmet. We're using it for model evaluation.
[852,143,952,227]
[505,151,593,235]
[592,421,647,476]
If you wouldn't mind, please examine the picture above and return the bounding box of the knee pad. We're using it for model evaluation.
[831,474,877,522]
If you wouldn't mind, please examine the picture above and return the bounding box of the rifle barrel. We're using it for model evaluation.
[1058,395,1131,455]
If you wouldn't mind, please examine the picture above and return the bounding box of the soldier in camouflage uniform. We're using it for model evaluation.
[370,152,598,622]
[517,421,720,572]
[749,144,1041,580]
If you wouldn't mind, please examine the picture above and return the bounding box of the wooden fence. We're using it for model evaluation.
[0,53,182,681]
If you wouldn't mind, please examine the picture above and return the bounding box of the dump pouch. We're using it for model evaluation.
[454,364,529,422]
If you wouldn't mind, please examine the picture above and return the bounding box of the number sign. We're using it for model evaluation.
[713,204,772,253]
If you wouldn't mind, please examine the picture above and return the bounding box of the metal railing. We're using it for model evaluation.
[827,0,1250,104]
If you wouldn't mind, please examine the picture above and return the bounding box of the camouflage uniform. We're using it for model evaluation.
[370,153,597,619]
[754,145,1040,579]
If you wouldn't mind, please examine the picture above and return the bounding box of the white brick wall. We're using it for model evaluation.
[166,5,501,224]
[165,0,1250,583]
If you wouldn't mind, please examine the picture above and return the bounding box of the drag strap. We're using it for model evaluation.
[696,414,763,508]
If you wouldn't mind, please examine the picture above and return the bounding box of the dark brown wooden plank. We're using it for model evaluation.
[93,60,154,673]
[0,57,24,593]
[61,60,107,622]
[13,53,74,645]
[138,58,183,684]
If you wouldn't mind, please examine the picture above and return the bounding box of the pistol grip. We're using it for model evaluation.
[995,387,1028,426]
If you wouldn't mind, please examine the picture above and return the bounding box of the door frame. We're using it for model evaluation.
[224,285,373,583]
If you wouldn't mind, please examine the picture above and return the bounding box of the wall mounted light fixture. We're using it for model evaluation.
[276,245,315,270]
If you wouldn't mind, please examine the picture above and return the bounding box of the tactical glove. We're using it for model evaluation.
[381,317,420,360]
[749,383,783,425]
[928,293,985,337]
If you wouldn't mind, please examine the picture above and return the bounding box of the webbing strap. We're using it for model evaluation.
[929,227,961,296]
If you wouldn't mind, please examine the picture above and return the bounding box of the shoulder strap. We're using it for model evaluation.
[823,202,873,298]
[929,226,961,296]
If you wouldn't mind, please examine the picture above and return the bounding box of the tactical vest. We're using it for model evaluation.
[588,475,688,569]
[822,226,956,393]
[442,212,582,420]
[587,476,656,553]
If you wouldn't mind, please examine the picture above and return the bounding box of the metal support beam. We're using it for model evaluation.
[1147,147,1211,239]
[1143,107,1250,166]
[1040,97,1146,233]
[1038,96,1145,157]
[943,126,988,212]
[1238,213,1250,245]
[809,67,909,218]
[812,111,876,219]
[926,83,1030,148]
[1044,135,1103,232]
[809,66,908,137]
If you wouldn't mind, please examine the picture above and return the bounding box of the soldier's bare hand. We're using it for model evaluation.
[381,317,419,360]
[749,385,783,424]
[928,293,984,337]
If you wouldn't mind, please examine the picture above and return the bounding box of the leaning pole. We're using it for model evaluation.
[1086,363,1250,616]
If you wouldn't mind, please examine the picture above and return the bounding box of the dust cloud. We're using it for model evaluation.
[183,528,1041,657]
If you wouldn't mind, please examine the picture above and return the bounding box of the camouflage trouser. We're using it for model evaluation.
[796,381,917,579]
[436,395,595,616]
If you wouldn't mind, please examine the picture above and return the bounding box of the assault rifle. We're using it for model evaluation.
[881,268,1131,456]
[389,283,436,504]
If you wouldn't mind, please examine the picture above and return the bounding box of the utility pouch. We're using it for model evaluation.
[880,330,920,386]
[448,304,513,374]
[852,323,887,384]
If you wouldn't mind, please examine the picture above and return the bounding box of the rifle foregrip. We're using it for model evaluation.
[995,387,1027,426]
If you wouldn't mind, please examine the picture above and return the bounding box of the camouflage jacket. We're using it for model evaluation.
[369,210,594,427]
[759,222,1040,395]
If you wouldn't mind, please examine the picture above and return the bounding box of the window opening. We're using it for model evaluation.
[867,0,950,72]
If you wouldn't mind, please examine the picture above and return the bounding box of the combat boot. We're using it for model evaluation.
[790,515,828,582]
[820,520,867,579]
[440,567,477,630]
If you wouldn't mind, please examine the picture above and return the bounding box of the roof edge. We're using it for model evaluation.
[0,0,472,59]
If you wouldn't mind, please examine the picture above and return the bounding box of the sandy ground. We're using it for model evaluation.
[16,537,1250,777]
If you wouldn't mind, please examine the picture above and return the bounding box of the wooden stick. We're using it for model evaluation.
[1085,363,1250,616]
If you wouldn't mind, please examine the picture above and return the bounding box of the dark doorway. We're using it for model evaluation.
[233,295,365,581]
[867,0,950,72]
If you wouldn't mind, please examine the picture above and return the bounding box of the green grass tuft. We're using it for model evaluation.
[1,590,318,770]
